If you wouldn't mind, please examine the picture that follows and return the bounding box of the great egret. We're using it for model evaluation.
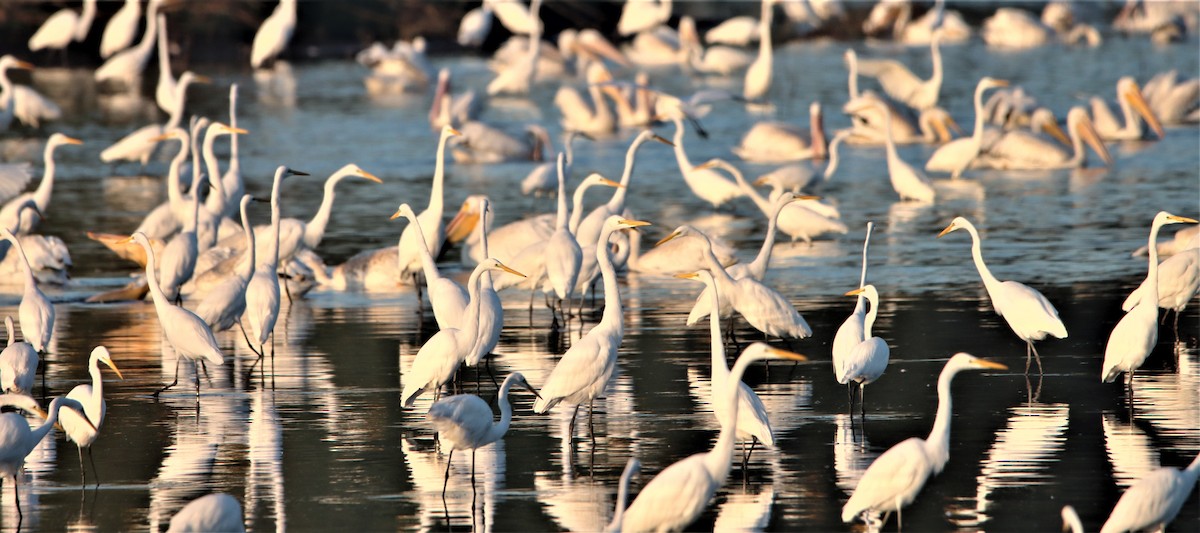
[245,166,307,360]
[534,217,650,439]
[832,222,873,406]
[1099,452,1200,533]
[398,125,460,291]
[925,77,1009,178]
[575,130,671,249]
[401,258,524,408]
[938,216,1067,373]
[856,31,943,111]
[0,133,82,235]
[1,228,54,354]
[680,270,777,471]
[0,395,91,521]
[94,0,160,88]
[743,0,775,102]
[167,493,246,533]
[733,102,826,163]
[0,317,37,395]
[659,225,812,340]
[604,458,641,533]
[125,232,224,396]
[390,204,467,330]
[973,106,1112,170]
[196,195,257,332]
[669,117,742,209]
[841,353,1008,527]
[251,0,297,69]
[619,343,807,532]
[1102,212,1198,387]
[427,371,539,496]
[100,0,141,59]
[27,0,96,54]
[839,285,890,417]
[1090,77,1165,141]
[59,346,123,486]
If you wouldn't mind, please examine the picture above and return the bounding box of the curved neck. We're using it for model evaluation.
[35,142,60,211]
[924,364,958,472]
[305,173,347,249]
[596,226,624,328]
[965,223,1001,294]
[430,132,450,219]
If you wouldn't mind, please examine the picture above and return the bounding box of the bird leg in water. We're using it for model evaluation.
[153,358,183,397]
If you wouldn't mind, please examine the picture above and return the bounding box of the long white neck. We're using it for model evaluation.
[34,141,61,212]
[923,363,960,473]
[554,157,569,231]
[305,172,348,249]
[202,130,228,216]
[596,225,624,330]
[964,222,1002,297]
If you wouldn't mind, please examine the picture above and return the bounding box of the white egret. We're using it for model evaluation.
[680,270,778,471]
[733,102,827,163]
[0,317,37,395]
[1122,246,1199,335]
[974,107,1112,170]
[167,493,246,533]
[401,258,524,408]
[659,225,812,340]
[938,216,1067,373]
[196,195,257,332]
[27,0,96,54]
[839,285,890,417]
[251,0,297,69]
[59,345,123,486]
[0,133,82,235]
[398,125,460,290]
[925,77,1009,178]
[855,100,935,203]
[1099,452,1200,533]
[832,222,873,406]
[575,130,671,249]
[858,31,944,111]
[125,232,224,396]
[1,228,53,354]
[669,116,742,209]
[619,343,807,532]
[94,0,160,88]
[841,353,1008,527]
[1090,77,1165,141]
[1102,212,1198,388]
[617,0,672,36]
[245,166,307,360]
[100,0,141,59]
[534,218,650,439]
[604,458,641,533]
[544,154,583,308]
[743,0,775,102]
[427,371,539,496]
[0,395,91,521]
[390,204,467,331]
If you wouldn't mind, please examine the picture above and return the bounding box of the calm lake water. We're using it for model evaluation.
[0,32,1197,532]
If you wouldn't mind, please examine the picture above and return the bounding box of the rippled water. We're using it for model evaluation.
[0,34,1196,532]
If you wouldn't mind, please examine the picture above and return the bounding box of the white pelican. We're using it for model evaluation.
[832,222,873,406]
[100,0,141,59]
[457,5,493,47]
[533,218,649,439]
[0,395,91,520]
[99,70,206,167]
[245,166,306,360]
[856,30,943,111]
[575,130,672,249]
[669,117,742,209]
[0,133,81,235]
[619,344,807,532]
[401,258,524,408]
[1142,69,1199,125]
[251,0,297,69]
[1122,246,1199,335]
[126,232,224,396]
[59,345,123,486]
[660,225,812,340]
[973,106,1112,170]
[555,62,616,137]
[617,0,672,36]
[1090,77,1165,141]
[743,0,775,102]
[862,0,971,45]
[427,371,538,496]
[522,130,583,197]
[27,0,96,54]
[841,353,1007,527]
[391,204,467,331]
[851,100,934,203]
[1099,452,1200,533]
[94,0,160,88]
[0,317,37,394]
[733,102,827,163]
[938,217,1067,373]
[399,125,459,288]
[925,76,1009,178]
[838,285,890,417]
[195,195,256,332]
[1103,212,1198,387]
[605,458,641,533]
[1,228,54,354]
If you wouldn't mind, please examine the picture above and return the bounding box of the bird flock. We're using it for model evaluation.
[0,0,1198,531]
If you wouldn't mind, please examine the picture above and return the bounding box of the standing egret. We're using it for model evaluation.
[1099,452,1200,533]
[839,285,890,417]
[196,195,257,332]
[390,204,467,330]
[27,0,96,55]
[94,0,160,88]
[833,223,873,407]
[398,125,460,294]
[251,0,298,69]
[125,232,223,396]
[841,353,1008,528]
[743,0,775,102]
[0,317,37,395]
[679,270,777,472]
[0,395,91,521]
[401,259,525,408]
[604,458,641,533]
[1102,212,1198,389]
[534,217,650,440]
[619,344,808,532]
[245,166,307,361]
[100,0,141,59]
[167,493,246,533]
[925,77,1009,178]
[938,216,1067,373]
[544,153,583,311]
[0,133,82,235]
[1,228,54,354]
[427,371,539,496]
[59,346,123,486]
